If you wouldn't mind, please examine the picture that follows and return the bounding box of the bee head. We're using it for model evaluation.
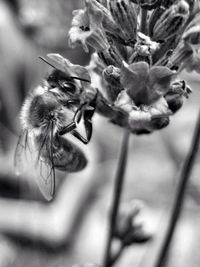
[47,69,78,95]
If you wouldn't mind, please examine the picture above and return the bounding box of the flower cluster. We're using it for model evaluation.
[68,0,199,134]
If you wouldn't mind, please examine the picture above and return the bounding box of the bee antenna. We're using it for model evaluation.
[38,56,57,69]
[71,76,90,83]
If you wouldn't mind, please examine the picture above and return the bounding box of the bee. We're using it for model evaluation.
[14,83,90,200]
[14,55,98,201]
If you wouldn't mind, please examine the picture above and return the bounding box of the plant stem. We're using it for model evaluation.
[103,130,130,267]
[155,108,200,267]
[109,245,124,266]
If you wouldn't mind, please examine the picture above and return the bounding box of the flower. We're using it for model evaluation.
[120,61,175,106]
[67,0,198,134]
[68,7,109,52]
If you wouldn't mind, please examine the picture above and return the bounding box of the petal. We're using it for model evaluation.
[68,8,91,52]
[68,4,109,52]
[108,0,137,42]
[47,54,91,85]
[114,90,133,113]
[72,9,89,28]
[120,61,150,105]
[149,66,175,94]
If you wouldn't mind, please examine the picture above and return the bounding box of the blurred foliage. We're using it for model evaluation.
[18,0,90,63]
[19,0,82,49]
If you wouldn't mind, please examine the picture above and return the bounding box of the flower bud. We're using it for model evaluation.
[148,6,165,37]
[114,200,143,240]
[162,0,175,8]
[167,41,193,70]
[86,0,123,37]
[114,200,152,246]
[130,0,161,10]
[130,50,152,65]
[152,0,190,41]
[108,0,137,44]
[183,12,200,49]
[168,80,192,98]
[103,65,123,101]
[98,46,123,67]
[165,93,184,113]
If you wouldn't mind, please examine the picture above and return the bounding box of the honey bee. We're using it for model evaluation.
[14,55,98,200]
[14,83,89,200]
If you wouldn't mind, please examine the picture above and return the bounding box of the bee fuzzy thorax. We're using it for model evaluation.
[20,85,74,138]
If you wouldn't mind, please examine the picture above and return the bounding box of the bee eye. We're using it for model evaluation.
[60,81,76,94]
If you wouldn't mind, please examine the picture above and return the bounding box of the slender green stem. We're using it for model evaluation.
[155,108,200,267]
[103,130,130,267]
[109,245,124,266]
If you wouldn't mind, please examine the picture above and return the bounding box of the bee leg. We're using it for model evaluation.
[75,109,83,124]
[71,130,89,144]
[83,105,96,142]
[59,122,77,136]
[59,106,85,136]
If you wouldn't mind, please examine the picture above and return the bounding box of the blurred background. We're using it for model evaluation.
[0,0,200,267]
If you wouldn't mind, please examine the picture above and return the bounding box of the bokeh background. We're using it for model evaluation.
[0,0,200,267]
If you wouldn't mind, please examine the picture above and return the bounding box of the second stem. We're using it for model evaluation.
[103,129,130,267]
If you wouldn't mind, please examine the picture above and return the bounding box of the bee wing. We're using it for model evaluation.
[14,128,55,201]
[34,157,55,201]
[14,129,30,176]
[34,122,55,201]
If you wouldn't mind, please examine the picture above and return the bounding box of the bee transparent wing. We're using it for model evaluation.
[14,129,30,176]
[34,157,55,201]
[34,123,55,201]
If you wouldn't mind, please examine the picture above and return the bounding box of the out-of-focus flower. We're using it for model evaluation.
[167,7,200,73]
[68,6,109,52]
[114,200,152,246]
